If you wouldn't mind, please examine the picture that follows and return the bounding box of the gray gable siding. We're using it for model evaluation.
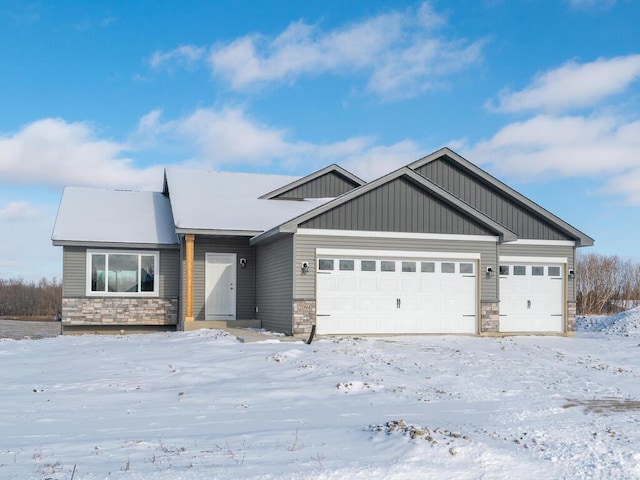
[275,172,359,199]
[300,177,494,235]
[62,246,179,298]
[256,235,294,334]
[499,243,576,301]
[182,236,255,321]
[295,233,499,302]
[416,158,572,241]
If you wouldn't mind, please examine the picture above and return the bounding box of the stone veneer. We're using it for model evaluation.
[481,301,500,333]
[293,299,316,335]
[567,301,577,332]
[62,297,178,326]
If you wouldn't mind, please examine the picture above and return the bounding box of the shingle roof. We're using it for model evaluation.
[52,187,178,246]
[164,168,333,234]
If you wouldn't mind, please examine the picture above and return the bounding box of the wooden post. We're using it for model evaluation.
[185,234,195,323]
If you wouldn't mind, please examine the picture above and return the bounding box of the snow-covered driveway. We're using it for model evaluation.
[1,320,639,479]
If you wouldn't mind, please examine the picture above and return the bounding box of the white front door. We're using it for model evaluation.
[205,253,237,320]
[499,263,564,332]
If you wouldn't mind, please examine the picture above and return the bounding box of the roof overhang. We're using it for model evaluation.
[52,240,179,249]
[259,164,365,199]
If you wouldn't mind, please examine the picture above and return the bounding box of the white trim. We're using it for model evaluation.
[316,248,481,260]
[299,228,498,243]
[499,256,568,264]
[85,249,160,297]
[507,239,575,246]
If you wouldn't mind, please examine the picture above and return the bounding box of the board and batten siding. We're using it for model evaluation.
[276,172,358,199]
[256,235,294,334]
[182,236,255,321]
[294,233,499,302]
[499,243,576,301]
[300,177,493,235]
[62,246,179,298]
[417,159,572,241]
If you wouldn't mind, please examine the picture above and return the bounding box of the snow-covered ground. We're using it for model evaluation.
[2,313,640,479]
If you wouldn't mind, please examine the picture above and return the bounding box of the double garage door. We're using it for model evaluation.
[316,252,478,335]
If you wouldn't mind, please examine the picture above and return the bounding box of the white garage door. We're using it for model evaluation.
[499,263,564,333]
[316,255,477,335]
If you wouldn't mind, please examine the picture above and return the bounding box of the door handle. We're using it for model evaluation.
[396,298,401,309]
[527,300,531,309]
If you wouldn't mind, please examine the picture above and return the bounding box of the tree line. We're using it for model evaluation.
[576,253,640,315]
[0,278,62,318]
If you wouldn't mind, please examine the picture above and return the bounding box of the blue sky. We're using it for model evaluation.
[1,0,640,280]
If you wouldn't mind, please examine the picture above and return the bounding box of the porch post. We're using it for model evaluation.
[185,234,195,323]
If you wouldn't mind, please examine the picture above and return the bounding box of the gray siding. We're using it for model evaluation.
[182,236,255,321]
[301,177,494,235]
[62,246,86,297]
[276,172,359,199]
[256,235,294,334]
[63,246,179,298]
[294,234,499,302]
[499,243,576,301]
[417,159,572,240]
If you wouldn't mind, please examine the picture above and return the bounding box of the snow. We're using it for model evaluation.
[165,168,333,233]
[52,187,178,245]
[577,306,640,337]
[2,321,640,479]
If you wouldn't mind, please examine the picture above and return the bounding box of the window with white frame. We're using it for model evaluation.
[86,250,159,296]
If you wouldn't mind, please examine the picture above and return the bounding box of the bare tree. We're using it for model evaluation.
[0,278,62,318]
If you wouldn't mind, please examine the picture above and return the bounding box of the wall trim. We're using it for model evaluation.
[499,256,568,264]
[298,228,498,243]
[316,248,482,260]
[507,239,575,246]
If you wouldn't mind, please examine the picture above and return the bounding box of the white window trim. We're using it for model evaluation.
[86,249,160,297]
[499,256,568,264]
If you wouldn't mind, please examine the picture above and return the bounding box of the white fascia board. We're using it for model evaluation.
[507,239,575,246]
[52,240,179,249]
[316,248,481,260]
[298,228,498,243]
[175,228,262,236]
[499,256,568,264]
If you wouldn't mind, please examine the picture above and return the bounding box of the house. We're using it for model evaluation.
[51,147,593,336]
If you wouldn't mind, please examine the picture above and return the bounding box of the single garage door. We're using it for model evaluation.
[316,255,477,335]
[499,262,564,333]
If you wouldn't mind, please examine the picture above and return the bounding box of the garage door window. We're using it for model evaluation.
[460,263,474,274]
[514,265,526,276]
[421,262,435,273]
[361,260,376,271]
[318,259,334,271]
[381,261,395,272]
[441,262,455,274]
[339,260,355,271]
[499,265,509,275]
[402,261,416,272]
[548,266,561,277]
[532,266,544,276]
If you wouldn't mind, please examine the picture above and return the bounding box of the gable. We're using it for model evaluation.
[274,171,361,199]
[300,176,494,235]
[415,157,573,241]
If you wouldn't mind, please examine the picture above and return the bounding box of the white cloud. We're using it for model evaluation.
[0,118,162,190]
[0,201,38,221]
[149,45,206,70]
[207,2,483,98]
[139,106,424,177]
[488,55,640,113]
[465,114,640,204]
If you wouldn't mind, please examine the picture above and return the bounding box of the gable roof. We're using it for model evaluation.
[250,167,517,245]
[409,147,594,247]
[52,187,178,247]
[164,168,333,235]
[259,164,365,199]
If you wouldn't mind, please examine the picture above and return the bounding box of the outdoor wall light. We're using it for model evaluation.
[568,269,575,278]
[485,266,494,276]
[301,261,309,274]
[239,258,247,268]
